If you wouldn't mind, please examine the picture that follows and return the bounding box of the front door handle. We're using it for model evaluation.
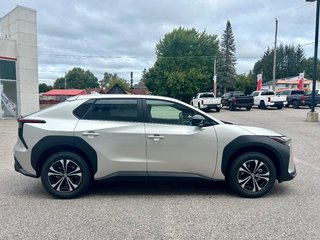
[148,134,164,141]
[82,131,100,138]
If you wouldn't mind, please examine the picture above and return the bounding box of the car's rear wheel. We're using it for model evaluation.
[228,152,276,198]
[216,107,221,112]
[41,152,91,199]
[292,100,299,109]
[260,101,266,109]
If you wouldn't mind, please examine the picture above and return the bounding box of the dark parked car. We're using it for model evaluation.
[278,90,305,108]
[221,91,254,111]
[304,90,320,108]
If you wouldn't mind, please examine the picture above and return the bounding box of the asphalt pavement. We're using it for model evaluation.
[0,106,319,240]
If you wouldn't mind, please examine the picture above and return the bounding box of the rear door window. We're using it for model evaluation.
[82,99,140,122]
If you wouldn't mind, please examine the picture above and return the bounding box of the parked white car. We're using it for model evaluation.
[14,95,296,199]
[250,91,287,109]
[191,92,222,112]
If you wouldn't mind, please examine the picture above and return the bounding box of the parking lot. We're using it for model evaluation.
[0,107,320,240]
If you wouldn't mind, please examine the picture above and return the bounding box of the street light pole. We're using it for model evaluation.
[306,0,319,121]
[311,0,320,112]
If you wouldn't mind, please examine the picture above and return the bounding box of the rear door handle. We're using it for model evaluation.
[148,134,164,141]
[82,131,100,138]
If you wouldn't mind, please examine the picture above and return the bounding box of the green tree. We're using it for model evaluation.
[100,72,130,90]
[53,67,99,89]
[218,20,237,93]
[144,27,219,102]
[253,44,306,82]
[303,57,320,79]
[39,83,53,93]
[235,72,256,95]
[53,77,65,89]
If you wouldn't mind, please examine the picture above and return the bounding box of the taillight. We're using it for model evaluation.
[234,98,236,104]
[201,100,204,105]
[268,96,271,102]
[302,95,305,102]
[17,119,46,149]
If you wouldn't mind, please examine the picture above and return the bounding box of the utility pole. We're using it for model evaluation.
[213,57,217,96]
[273,18,278,91]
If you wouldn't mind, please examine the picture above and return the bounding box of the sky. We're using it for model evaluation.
[0,0,318,85]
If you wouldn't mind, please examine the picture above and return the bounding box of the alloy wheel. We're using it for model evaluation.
[47,159,83,192]
[237,159,270,193]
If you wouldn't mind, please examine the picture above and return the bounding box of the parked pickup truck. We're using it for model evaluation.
[251,90,287,109]
[190,92,222,112]
[278,89,306,108]
[221,91,254,111]
[305,89,320,108]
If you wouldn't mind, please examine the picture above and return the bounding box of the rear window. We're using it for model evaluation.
[199,93,215,98]
[291,90,304,95]
[233,92,245,97]
[279,91,289,95]
[261,91,275,96]
[77,99,140,122]
[73,99,95,119]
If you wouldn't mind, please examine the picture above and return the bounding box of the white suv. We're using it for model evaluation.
[14,95,296,199]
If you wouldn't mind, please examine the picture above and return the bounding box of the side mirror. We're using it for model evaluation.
[191,115,205,127]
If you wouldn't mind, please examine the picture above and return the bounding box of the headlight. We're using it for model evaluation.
[270,136,292,146]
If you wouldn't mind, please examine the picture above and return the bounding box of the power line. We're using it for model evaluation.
[276,3,310,18]
[236,3,312,49]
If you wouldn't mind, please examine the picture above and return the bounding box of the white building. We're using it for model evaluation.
[0,6,39,118]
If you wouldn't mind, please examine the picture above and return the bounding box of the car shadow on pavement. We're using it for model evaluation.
[87,180,233,197]
[18,178,293,199]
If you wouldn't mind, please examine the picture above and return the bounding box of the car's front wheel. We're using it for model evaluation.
[228,152,276,198]
[41,152,91,199]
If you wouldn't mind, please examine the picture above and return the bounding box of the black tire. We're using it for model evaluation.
[41,152,91,199]
[216,107,221,112]
[227,152,276,198]
[260,101,266,110]
[246,106,252,111]
[292,101,299,109]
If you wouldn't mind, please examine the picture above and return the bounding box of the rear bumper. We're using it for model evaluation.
[235,103,254,108]
[14,156,37,178]
[269,102,285,107]
[204,104,222,109]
